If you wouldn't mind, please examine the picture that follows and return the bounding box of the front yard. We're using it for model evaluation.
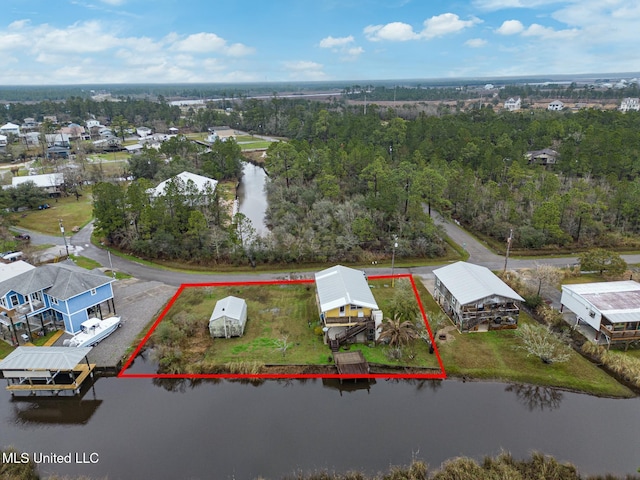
[143,278,441,374]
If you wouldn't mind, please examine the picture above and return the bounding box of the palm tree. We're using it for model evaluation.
[377,314,419,347]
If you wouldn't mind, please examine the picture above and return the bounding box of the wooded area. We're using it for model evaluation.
[4,89,640,264]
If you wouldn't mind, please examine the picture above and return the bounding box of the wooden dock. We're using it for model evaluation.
[334,351,369,376]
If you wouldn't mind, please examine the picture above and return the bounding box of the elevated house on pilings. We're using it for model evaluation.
[560,281,640,349]
[0,260,116,343]
[314,265,383,353]
[433,262,524,333]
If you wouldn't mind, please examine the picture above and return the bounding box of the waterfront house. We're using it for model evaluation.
[0,261,116,339]
[148,171,218,205]
[209,296,247,338]
[560,281,640,347]
[433,262,524,333]
[0,134,7,147]
[315,265,382,350]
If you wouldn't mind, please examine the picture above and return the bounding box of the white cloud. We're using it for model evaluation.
[100,0,127,5]
[421,13,482,39]
[522,23,578,39]
[171,32,228,53]
[365,13,480,42]
[496,20,525,35]
[171,32,254,56]
[319,34,363,60]
[319,35,354,48]
[283,60,327,80]
[473,0,564,10]
[465,38,488,47]
[364,22,419,42]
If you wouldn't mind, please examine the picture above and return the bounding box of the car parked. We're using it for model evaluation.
[15,233,31,241]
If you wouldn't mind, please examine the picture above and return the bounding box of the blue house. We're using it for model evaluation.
[0,261,116,340]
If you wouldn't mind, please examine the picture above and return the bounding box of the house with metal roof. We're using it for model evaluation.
[560,281,640,346]
[433,262,524,333]
[208,296,248,338]
[0,346,94,395]
[12,173,65,196]
[148,171,218,204]
[0,261,116,342]
[315,265,382,350]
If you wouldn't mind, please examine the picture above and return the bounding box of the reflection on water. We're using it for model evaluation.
[506,384,564,411]
[237,161,268,235]
[10,379,102,426]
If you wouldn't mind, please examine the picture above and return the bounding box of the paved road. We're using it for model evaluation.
[20,214,640,286]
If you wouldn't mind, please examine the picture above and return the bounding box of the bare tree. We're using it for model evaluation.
[530,263,562,296]
[274,334,292,357]
[516,323,571,364]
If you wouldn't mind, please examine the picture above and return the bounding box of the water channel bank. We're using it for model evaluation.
[1,374,639,480]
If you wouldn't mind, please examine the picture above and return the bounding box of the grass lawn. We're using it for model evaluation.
[147,278,441,374]
[241,141,272,150]
[14,192,93,235]
[70,254,102,270]
[0,341,14,360]
[431,313,633,397]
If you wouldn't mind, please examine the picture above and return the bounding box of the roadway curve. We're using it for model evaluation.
[24,215,640,288]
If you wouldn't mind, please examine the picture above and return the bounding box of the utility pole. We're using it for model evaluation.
[391,235,398,287]
[59,218,69,257]
[503,228,513,273]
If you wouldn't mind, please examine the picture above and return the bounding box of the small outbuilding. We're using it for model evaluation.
[209,296,247,338]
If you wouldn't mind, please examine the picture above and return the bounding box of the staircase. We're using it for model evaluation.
[330,321,372,352]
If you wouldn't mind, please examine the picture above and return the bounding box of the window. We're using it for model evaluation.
[9,294,19,308]
[50,296,58,305]
[91,288,97,295]
[31,291,42,302]
[0,297,5,308]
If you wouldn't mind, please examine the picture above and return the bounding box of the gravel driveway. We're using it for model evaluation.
[55,278,178,369]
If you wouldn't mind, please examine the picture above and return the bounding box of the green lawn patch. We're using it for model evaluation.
[434,313,633,397]
[70,254,102,270]
[240,141,272,150]
[14,191,93,235]
[145,279,441,374]
[0,341,14,360]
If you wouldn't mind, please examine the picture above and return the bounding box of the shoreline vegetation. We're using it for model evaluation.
[2,447,639,480]
[131,277,635,398]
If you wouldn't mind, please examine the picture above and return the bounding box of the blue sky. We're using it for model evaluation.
[1,0,639,85]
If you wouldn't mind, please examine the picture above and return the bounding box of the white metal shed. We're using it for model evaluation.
[209,296,247,338]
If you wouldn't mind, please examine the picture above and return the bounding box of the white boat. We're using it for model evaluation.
[64,317,122,347]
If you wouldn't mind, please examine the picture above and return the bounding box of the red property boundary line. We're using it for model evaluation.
[118,274,447,380]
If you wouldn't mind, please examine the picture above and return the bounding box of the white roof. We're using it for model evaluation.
[0,346,92,371]
[0,260,35,282]
[562,281,640,324]
[150,171,217,197]
[210,296,246,321]
[12,173,64,188]
[315,265,378,312]
[0,122,20,130]
[433,261,524,305]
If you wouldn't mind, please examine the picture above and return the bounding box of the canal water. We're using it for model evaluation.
[237,161,268,236]
[1,370,639,480]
